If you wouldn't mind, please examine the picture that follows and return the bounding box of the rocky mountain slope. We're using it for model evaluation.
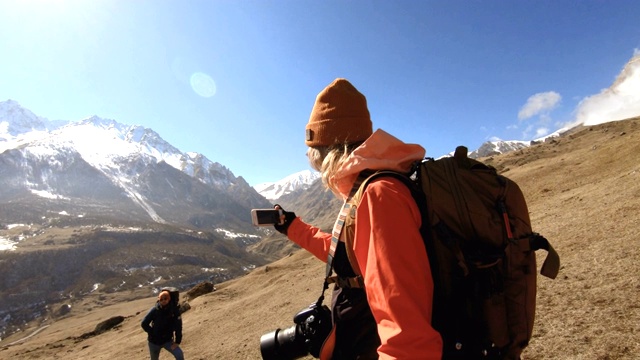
[1,116,638,359]
[0,101,279,339]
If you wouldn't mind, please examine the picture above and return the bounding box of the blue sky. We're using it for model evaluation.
[1,1,639,186]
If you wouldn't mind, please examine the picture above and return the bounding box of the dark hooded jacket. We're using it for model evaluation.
[141,301,183,345]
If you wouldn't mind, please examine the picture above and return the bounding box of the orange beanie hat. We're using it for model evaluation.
[305,78,373,147]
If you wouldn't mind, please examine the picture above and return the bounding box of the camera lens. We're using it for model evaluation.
[259,325,308,360]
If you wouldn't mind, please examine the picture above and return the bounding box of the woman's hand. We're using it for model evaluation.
[273,204,296,235]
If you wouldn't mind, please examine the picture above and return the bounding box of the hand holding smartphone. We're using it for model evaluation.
[251,208,284,226]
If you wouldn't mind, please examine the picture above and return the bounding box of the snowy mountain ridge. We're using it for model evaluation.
[253,169,321,201]
[0,100,238,192]
[466,139,532,159]
[0,100,270,230]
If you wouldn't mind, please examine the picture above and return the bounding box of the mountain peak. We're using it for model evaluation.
[0,102,266,225]
[467,140,531,158]
[0,100,51,137]
[254,169,321,201]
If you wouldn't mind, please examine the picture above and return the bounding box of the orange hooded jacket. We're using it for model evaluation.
[287,129,443,359]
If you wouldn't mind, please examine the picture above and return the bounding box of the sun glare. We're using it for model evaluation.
[190,72,217,98]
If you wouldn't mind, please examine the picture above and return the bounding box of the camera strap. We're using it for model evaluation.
[317,170,373,306]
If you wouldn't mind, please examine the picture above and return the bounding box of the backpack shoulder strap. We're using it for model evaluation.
[340,169,421,282]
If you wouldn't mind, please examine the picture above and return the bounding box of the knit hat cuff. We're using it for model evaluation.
[305,117,373,147]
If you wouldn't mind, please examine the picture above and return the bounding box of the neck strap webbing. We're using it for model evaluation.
[315,170,373,306]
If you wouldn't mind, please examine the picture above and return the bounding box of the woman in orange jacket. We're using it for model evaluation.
[274,78,443,359]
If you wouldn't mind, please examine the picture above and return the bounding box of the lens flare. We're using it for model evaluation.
[190,72,216,98]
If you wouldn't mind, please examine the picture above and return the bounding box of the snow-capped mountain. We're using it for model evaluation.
[254,169,320,201]
[0,99,64,136]
[467,140,532,158]
[0,100,271,228]
[0,100,279,341]
[465,126,573,159]
[1,108,236,189]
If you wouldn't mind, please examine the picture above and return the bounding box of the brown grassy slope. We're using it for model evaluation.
[1,117,639,360]
[494,119,640,360]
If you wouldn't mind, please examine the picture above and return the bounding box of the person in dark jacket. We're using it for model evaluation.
[141,290,184,360]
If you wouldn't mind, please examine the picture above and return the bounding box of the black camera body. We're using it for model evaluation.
[260,303,333,360]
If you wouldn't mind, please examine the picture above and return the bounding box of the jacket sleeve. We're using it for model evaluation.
[141,307,154,333]
[174,314,183,344]
[354,177,443,359]
[286,217,333,262]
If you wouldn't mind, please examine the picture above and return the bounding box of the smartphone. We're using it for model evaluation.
[251,209,284,226]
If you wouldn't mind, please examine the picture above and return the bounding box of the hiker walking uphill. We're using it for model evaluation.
[268,78,560,360]
[273,78,443,359]
[141,289,184,360]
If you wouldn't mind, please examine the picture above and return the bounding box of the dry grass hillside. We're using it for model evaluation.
[1,117,638,359]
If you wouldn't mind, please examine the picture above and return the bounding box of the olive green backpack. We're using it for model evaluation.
[336,146,560,359]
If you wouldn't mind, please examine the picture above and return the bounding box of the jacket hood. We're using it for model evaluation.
[332,129,425,198]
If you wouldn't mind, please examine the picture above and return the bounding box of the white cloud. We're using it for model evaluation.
[518,91,562,120]
[573,53,640,126]
[493,52,639,143]
[535,127,550,138]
